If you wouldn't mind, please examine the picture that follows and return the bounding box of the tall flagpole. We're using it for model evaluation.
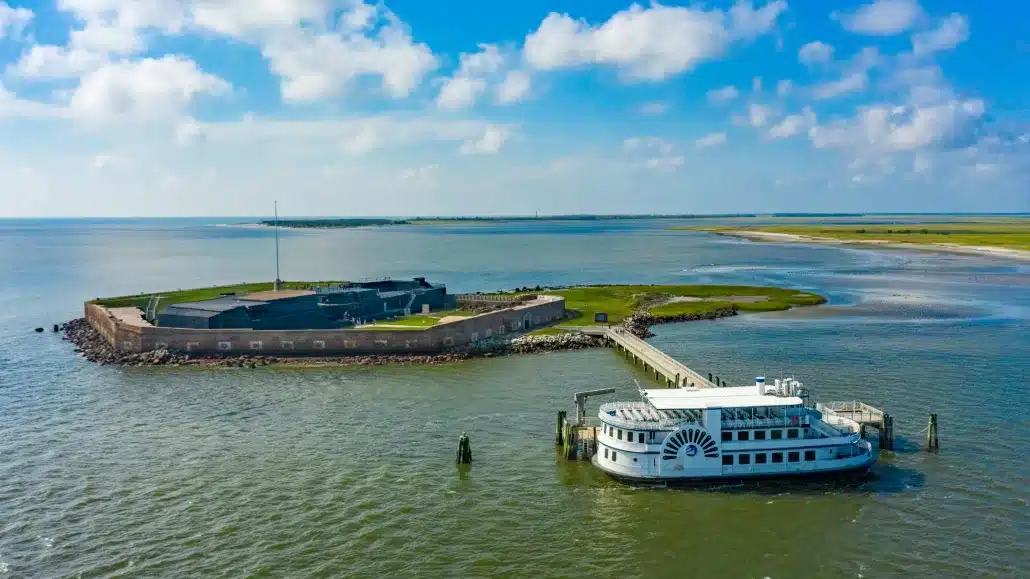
[274,200,281,291]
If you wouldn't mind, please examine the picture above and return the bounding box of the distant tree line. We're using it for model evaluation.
[260,219,409,228]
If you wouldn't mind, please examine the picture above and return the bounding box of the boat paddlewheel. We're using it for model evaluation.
[661,427,719,461]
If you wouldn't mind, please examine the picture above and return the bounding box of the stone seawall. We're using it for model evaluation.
[82,296,567,357]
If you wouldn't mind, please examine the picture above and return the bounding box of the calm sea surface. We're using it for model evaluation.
[1,219,1028,578]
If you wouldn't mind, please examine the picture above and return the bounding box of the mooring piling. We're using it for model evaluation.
[879,413,895,451]
[456,432,472,464]
[925,413,940,452]
[555,410,566,445]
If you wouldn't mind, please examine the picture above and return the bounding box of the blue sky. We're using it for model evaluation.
[0,0,1027,217]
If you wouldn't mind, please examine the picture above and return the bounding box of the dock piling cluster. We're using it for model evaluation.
[556,410,597,461]
[879,413,895,451]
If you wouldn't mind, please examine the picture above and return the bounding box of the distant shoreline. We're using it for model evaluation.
[253,214,761,229]
[704,229,1030,262]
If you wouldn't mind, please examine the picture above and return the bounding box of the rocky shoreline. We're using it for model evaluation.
[620,306,739,338]
[61,306,738,368]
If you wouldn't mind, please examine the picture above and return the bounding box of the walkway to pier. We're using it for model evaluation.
[576,326,717,389]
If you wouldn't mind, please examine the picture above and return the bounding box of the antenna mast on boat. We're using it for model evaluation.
[274,200,281,291]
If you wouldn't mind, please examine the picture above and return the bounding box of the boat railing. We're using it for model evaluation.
[598,402,703,430]
[721,417,809,429]
[813,416,859,437]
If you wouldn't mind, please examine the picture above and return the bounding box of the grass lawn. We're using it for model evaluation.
[355,310,468,330]
[92,281,349,309]
[672,222,1030,251]
[527,285,825,326]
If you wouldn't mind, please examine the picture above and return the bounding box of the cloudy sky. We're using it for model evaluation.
[0,0,1027,217]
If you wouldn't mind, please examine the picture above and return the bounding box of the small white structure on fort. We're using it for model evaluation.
[593,377,878,482]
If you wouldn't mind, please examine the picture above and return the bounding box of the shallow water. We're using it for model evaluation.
[1,219,1028,578]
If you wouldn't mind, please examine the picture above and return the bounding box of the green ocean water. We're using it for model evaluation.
[1,219,1028,578]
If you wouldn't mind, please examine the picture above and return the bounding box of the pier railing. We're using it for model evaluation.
[605,327,717,388]
[819,401,883,423]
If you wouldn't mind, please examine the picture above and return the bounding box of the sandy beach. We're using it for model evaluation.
[713,229,1030,262]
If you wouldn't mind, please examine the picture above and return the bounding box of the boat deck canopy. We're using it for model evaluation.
[642,385,803,410]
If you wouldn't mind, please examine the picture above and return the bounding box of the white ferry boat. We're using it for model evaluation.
[593,377,877,483]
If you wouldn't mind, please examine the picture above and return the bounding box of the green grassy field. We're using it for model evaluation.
[672,221,1030,251]
[93,283,823,334]
[357,310,468,329]
[529,285,825,327]
[92,281,349,309]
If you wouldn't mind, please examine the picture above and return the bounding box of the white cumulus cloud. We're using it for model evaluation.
[707,85,739,104]
[460,125,508,155]
[695,132,728,148]
[808,98,985,154]
[798,41,834,65]
[0,1,33,40]
[811,72,868,100]
[261,3,436,102]
[523,1,786,82]
[436,75,488,111]
[496,70,531,105]
[912,13,969,56]
[69,56,230,119]
[768,107,816,138]
[437,45,530,109]
[836,0,924,36]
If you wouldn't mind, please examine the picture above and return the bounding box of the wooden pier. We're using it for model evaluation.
[576,326,718,388]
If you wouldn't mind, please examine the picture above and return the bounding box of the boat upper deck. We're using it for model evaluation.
[641,385,803,410]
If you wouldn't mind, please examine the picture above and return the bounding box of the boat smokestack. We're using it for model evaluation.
[756,376,766,394]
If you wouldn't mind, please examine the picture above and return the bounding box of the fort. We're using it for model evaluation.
[68,281,824,366]
[80,279,567,357]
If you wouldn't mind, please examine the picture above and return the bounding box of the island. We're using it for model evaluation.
[259,214,759,229]
[65,281,824,368]
[259,218,409,229]
[673,219,1030,261]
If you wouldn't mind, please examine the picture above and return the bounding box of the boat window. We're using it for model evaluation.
[754,430,766,440]
[604,448,609,459]
[722,455,733,465]
[737,431,750,441]
[611,452,617,462]
[638,432,645,443]
[722,431,732,442]
[787,428,799,439]
[755,453,767,464]
[788,451,800,463]
[805,450,816,461]
[771,452,783,463]
[738,454,751,465]
[771,430,783,440]
[617,429,623,440]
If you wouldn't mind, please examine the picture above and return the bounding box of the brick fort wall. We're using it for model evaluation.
[84,296,566,356]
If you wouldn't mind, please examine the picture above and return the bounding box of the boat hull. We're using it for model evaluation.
[593,454,877,486]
